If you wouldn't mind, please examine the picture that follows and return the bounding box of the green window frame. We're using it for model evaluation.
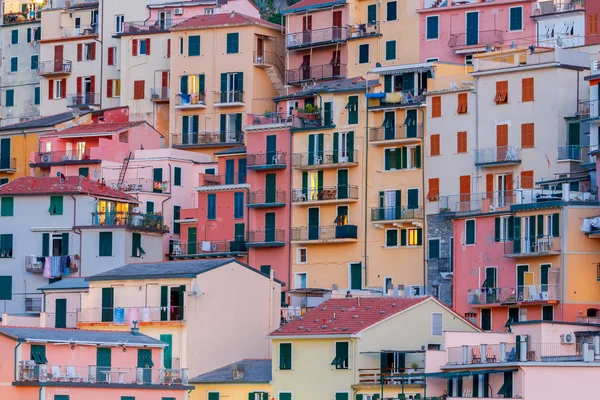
[11,29,18,44]
[335,394,349,400]
[385,229,398,248]
[10,57,18,72]
[385,40,396,61]
[207,193,216,220]
[331,341,349,369]
[99,232,113,257]
[428,238,440,259]
[0,276,12,300]
[0,234,13,258]
[279,394,292,400]
[226,32,239,54]
[234,192,244,219]
[5,89,14,107]
[358,44,369,64]
[34,87,40,105]
[146,200,154,214]
[131,232,145,258]
[31,54,39,70]
[188,35,200,56]
[279,343,292,370]
[0,197,14,216]
[347,96,359,124]
[174,167,182,186]
[509,6,523,31]
[426,15,439,39]
[466,219,476,245]
[386,1,397,21]
[49,196,63,215]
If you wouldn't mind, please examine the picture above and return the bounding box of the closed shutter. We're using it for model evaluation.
[384,75,392,93]
[494,217,501,242]
[279,343,292,369]
[429,238,440,258]
[188,35,200,56]
[522,77,534,102]
[521,123,534,148]
[466,220,475,244]
[207,194,216,219]
[61,233,69,256]
[0,197,14,217]
[427,15,438,39]
[101,288,114,322]
[146,201,154,213]
[106,79,113,98]
[77,43,83,61]
[457,131,467,153]
[385,40,396,60]
[510,7,522,30]
[180,75,188,95]
[400,229,407,246]
[160,334,173,368]
[99,232,112,256]
[107,47,114,65]
[386,0,397,20]
[160,285,168,321]
[521,170,534,189]
[432,96,441,117]
[42,233,49,257]
[227,33,239,53]
[174,167,182,186]
[386,229,398,247]
[0,276,12,300]
[552,213,560,237]
[145,38,151,55]
[173,205,181,234]
[358,44,369,63]
[430,134,440,156]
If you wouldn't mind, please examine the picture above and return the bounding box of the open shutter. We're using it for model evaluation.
[236,72,244,93]
[401,147,407,169]
[494,217,501,242]
[61,233,69,255]
[180,75,188,95]
[76,77,82,95]
[106,79,113,98]
[107,47,114,65]
[146,38,151,55]
[415,145,421,168]
[42,233,49,257]
[160,285,168,321]
[90,76,95,94]
[308,134,315,165]
[132,39,138,56]
[61,79,66,97]
[348,132,354,162]
[48,80,54,100]
[199,74,205,94]
[220,114,227,141]
[90,42,96,60]
[220,73,227,93]
[333,132,339,163]
[552,213,560,237]
[77,43,82,61]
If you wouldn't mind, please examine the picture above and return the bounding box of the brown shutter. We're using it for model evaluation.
[132,39,138,56]
[90,75,95,94]
[430,134,440,156]
[146,38,151,55]
[161,71,169,88]
[486,174,494,199]
[522,78,534,102]
[48,79,54,100]
[107,79,113,98]
[107,47,114,66]
[167,38,171,58]
[506,173,514,191]
[521,171,534,189]
[76,77,82,95]
[521,123,534,148]
[90,42,96,60]
[77,43,82,61]
[60,79,66,98]
[432,96,441,117]
[457,131,467,153]
[459,175,471,209]
[457,93,468,114]
[427,178,440,201]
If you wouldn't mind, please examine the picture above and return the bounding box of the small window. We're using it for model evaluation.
[426,15,439,39]
[174,167,182,186]
[542,305,554,321]
[115,15,124,33]
[5,89,14,107]
[34,87,40,105]
[234,192,244,219]
[457,93,468,114]
[385,229,398,248]
[494,216,511,242]
[385,40,396,61]
[10,57,18,72]
[457,131,467,153]
[428,238,440,259]
[188,35,200,56]
[406,228,421,246]
[31,55,39,70]
[431,96,441,117]
[465,219,476,245]
[279,343,292,370]
[358,44,369,64]
[331,342,349,369]
[226,33,239,54]
[386,1,397,21]
[207,193,216,220]
[133,80,145,100]
[138,38,150,55]
[0,235,13,258]
[509,6,523,31]
[83,43,94,61]
[131,232,145,258]
[297,248,307,264]
[99,232,113,257]
[179,37,184,54]
[432,312,443,336]
[11,29,18,45]
[465,54,473,66]
[0,197,14,217]
[49,196,63,215]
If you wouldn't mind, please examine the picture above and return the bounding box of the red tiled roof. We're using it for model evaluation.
[285,0,345,12]
[0,176,137,202]
[48,121,145,137]
[271,296,431,336]
[172,12,281,31]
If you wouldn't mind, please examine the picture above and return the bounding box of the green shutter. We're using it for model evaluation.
[227,32,239,54]
[279,343,292,369]
[494,217,501,242]
[173,205,181,234]
[180,75,188,95]
[415,145,421,168]
[348,96,358,124]
[260,265,272,275]
[386,0,397,20]
[199,74,205,94]
[132,233,141,257]
[42,233,49,257]
[49,196,63,215]
[61,232,69,256]
[367,4,376,24]
[160,334,172,368]
[27,27,32,42]
[188,35,200,56]
[34,87,40,105]
[160,285,168,321]
[0,276,12,300]
[55,298,67,328]
[427,16,439,39]
[428,238,440,259]
[400,229,406,246]
[238,158,246,183]
[350,263,362,289]
[356,395,364,400]
[153,168,163,193]
[384,149,391,170]
[386,40,396,60]
[220,114,227,141]
[302,172,308,197]
[146,201,155,214]
[308,134,315,165]
[78,167,89,177]
[6,89,14,107]
[333,132,339,163]
[416,228,422,246]
[220,73,227,92]
[207,193,216,219]
[318,134,324,162]
[0,234,12,258]
[401,147,407,169]
[208,394,220,400]
[101,288,114,322]
[384,75,392,93]
[513,217,522,253]
[0,197,14,216]
[552,213,560,237]
[466,220,475,245]
[386,229,398,247]
[99,232,113,256]
[236,73,244,93]
[317,170,323,195]
[174,167,182,186]
[335,393,349,400]
[347,132,354,162]
[541,264,550,291]
[359,44,369,63]
[510,7,522,31]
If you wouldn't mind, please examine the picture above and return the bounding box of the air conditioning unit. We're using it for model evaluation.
[151,93,159,99]
[174,7,183,15]
[41,153,51,163]
[561,332,576,344]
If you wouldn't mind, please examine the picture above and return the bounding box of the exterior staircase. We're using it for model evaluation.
[255,51,285,95]
[117,151,132,189]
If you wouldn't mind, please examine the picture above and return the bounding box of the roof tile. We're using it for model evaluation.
[172,11,281,31]
[48,121,145,137]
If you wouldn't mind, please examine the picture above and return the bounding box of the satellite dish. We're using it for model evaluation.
[65,0,71,7]
[510,41,517,49]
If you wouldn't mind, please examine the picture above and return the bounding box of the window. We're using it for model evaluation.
[227,33,239,54]
[457,93,468,114]
[385,229,398,247]
[10,57,18,72]
[498,372,513,398]
[146,201,154,214]
[426,15,439,39]
[400,228,422,246]
[81,43,96,61]
[107,79,121,98]
[542,305,553,321]
[335,394,349,400]
[178,37,184,54]
[385,40,396,60]
[174,167,182,186]
[49,196,63,215]
[495,81,508,104]
[407,145,420,169]
[331,342,349,369]
[234,192,244,218]
[428,238,440,259]
[279,343,292,370]
[5,90,14,107]
[11,29,18,44]
[207,193,216,220]
[54,396,69,400]
[279,394,292,400]
[430,134,440,156]
[207,394,219,400]
[115,15,124,33]
[131,232,145,258]
[426,57,439,62]
[0,179,8,186]
[521,123,534,148]
[297,248,307,264]
[260,265,272,276]
[1,197,14,217]
[166,38,171,58]
[386,1,397,21]
[0,235,13,258]
[173,205,181,235]
[384,148,401,170]
[358,44,369,64]
[494,216,511,242]
[51,79,66,99]
[107,47,117,66]
[432,313,443,336]
[509,6,523,31]
[205,8,215,14]
[188,35,200,56]
[99,232,113,256]
[427,178,439,201]
[465,219,476,245]
[431,96,441,117]
[367,4,377,25]
[457,131,467,153]
[522,77,534,102]
[465,54,473,66]
[31,55,39,70]
[295,272,307,289]
[0,276,11,299]
[481,308,492,331]
[34,87,40,105]
[133,80,145,100]
[521,170,534,189]
[137,38,151,55]
[347,95,358,124]
[588,14,599,35]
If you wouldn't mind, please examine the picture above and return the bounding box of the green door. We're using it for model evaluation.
[517,265,528,299]
[232,223,246,252]
[265,212,276,242]
[137,348,153,384]
[513,217,521,254]
[187,227,197,255]
[406,109,417,138]
[55,298,67,328]
[153,168,163,193]
[265,174,276,203]
[101,287,114,322]
[0,138,10,170]
[225,159,235,184]
[266,135,276,165]
[160,334,173,369]
[96,347,111,382]
[383,111,395,140]
[466,11,479,46]
[481,309,491,331]
[337,169,348,199]
[350,263,362,290]
[308,208,320,240]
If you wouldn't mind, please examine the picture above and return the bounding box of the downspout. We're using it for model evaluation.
[162,163,173,216]
[417,105,425,289]
[364,73,371,286]
[69,195,81,276]
[287,109,293,302]
[14,339,23,381]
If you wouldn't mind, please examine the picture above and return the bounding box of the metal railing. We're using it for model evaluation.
[33,149,93,164]
[105,179,170,194]
[247,190,286,205]
[534,0,584,16]
[26,255,78,273]
[467,284,560,306]
[171,131,243,146]
[292,185,359,203]
[358,368,425,385]
[38,60,72,76]
[448,29,504,48]
[374,89,427,107]
[247,229,286,244]
[371,206,423,222]
[579,99,599,119]
[17,362,189,385]
[174,92,205,107]
[447,342,583,365]
[475,146,521,165]
[3,12,41,25]
[286,26,348,49]
[61,25,97,38]
[246,152,287,168]
[504,235,561,256]
[347,22,380,38]
[178,240,247,256]
[67,92,100,107]
[291,112,331,129]
[369,124,423,142]
[151,87,169,100]
[558,145,587,161]
[292,150,358,168]
[121,18,183,34]
[216,91,244,104]
[90,211,168,231]
[291,224,358,241]
[427,257,453,273]
[198,173,246,186]
[286,63,347,85]
[0,157,16,171]
[246,112,293,127]
[25,297,42,312]
[253,51,285,79]
[77,306,185,323]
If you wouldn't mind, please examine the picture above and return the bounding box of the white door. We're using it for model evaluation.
[65,142,73,160]
[495,174,506,207]
[523,217,531,253]
[384,191,396,220]
[338,132,348,162]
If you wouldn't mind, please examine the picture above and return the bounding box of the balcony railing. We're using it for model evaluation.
[371,206,423,222]
[105,179,170,194]
[579,99,599,119]
[198,173,246,187]
[467,284,560,306]
[428,257,453,273]
[174,92,205,108]
[286,26,348,49]
[370,89,426,108]
[448,29,504,48]
[504,235,561,257]
[292,185,359,203]
[178,240,247,256]
[17,362,189,385]
[77,306,184,323]
[534,0,584,16]
[215,91,244,104]
[558,145,587,161]
[91,211,168,231]
[369,124,423,142]
[475,146,521,166]
[246,152,287,169]
[253,51,285,78]
[247,229,286,245]
[347,22,380,39]
[33,149,94,164]
[357,368,425,385]
[246,112,293,127]
[61,25,98,38]
[247,190,286,206]
[0,157,16,171]
[286,63,347,85]
[38,60,72,76]
[26,255,78,273]
[121,18,180,34]
[292,150,358,168]
[447,342,584,365]
[291,111,333,130]
[291,224,358,241]
[67,92,100,107]
[151,87,170,100]
[171,131,243,147]
[3,11,41,25]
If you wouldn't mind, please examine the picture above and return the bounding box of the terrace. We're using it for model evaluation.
[369,124,423,145]
[246,229,286,247]
[503,235,561,258]
[247,190,286,207]
[371,206,424,224]
[38,60,72,77]
[467,284,560,307]
[246,152,287,170]
[89,211,168,232]
[292,150,358,170]
[31,149,99,166]
[286,63,347,85]
[77,305,185,324]
[474,146,521,167]
[67,92,100,108]
[292,185,359,205]
[175,240,247,258]
[196,172,247,190]
[245,112,293,130]
[291,224,358,244]
[171,131,243,148]
[286,26,348,50]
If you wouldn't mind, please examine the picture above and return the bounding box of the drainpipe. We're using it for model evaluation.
[417,105,426,289]
[14,339,23,382]
[287,108,293,303]
[69,194,82,277]
[364,72,372,286]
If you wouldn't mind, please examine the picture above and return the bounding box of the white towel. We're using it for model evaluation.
[201,241,211,251]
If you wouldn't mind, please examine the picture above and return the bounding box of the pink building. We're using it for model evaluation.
[0,325,189,399]
[418,0,536,63]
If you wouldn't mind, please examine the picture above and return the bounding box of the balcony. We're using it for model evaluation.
[503,235,561,258]
[475,146,521,167]
[246,112,293,130]
[447,30,504,49]
[17,362,189,386]
[367,89,426,110]
[174,92,206,109]
[3,11,41,25]
[286,26,348,50]
[90,211,169,232]
[347,22,380,40]
[357,367,425,386]
[291,224,358,244]
[105,179,171,194]
[26,255,78,274]
[292,185,359,205]
[61,25,97,38]
[533,0,585,16]
[176,240,247,258]
[121,18,178,34]
[214,91,244,107]
[38,60,72,77]
[579,99,599,121]
[171,131,243,148]
[369,124,423,145]
[197,173,247,189]
[67,92,100,108]
[246,152,287,170]
[286,63,347,85]
[292,150,358,170]
[557,145,587,162]
[246,229,286,247]
[0,157,16,172]
[467,284,560,307]
[32,149,98,166]
[291,110,335,131]
[371,206,424,224]
[428,257,453,273]
[77,305,184,324]
[247,190,286,208]
[151,87,170,102]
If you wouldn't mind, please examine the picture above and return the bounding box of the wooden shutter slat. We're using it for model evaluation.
[521,170,534,189]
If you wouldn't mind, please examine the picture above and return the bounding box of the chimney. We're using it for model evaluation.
[232,363,245,380]
[398,285,405,297]
[332,283,339,291]
[131,321,140,335]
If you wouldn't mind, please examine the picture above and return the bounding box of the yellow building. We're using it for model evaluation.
[270,296,478,400]
[190,359,271,400]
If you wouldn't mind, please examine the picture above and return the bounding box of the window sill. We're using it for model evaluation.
[385,246,399,249]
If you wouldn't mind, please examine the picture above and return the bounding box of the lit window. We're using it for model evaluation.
[408,229,419,245]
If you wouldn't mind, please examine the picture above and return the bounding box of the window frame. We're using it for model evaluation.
[279,342,292,370]
[385,228,399,248]
[30,54,39,70]
[385,40,396,61]
[358,43,370,64]
[428,238,440,259]
[406,228,421,246]
[296,247,307,264]
[10,56,18,73]
[99,231,113,257]
[114,15,124,33]
[509,6,523,32]
[226,32,239,54]
[332,341,350,370]
[386,1,397,21]
[432,312,443,336]
[5,89,15,108]
[465,219,476,245]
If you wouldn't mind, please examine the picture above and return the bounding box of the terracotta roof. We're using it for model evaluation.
[172,12,281,31]
[284,0,345,13]
[271,296,430,336]
[0,176,137,202]
[0,111,90,132]
[47,121,145,137]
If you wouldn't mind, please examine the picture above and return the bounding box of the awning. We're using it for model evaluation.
[410,368,519,379]
[370,62,435,77]
[287,288,331,297]
[366,92,386,99]
[360,349,425,354]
